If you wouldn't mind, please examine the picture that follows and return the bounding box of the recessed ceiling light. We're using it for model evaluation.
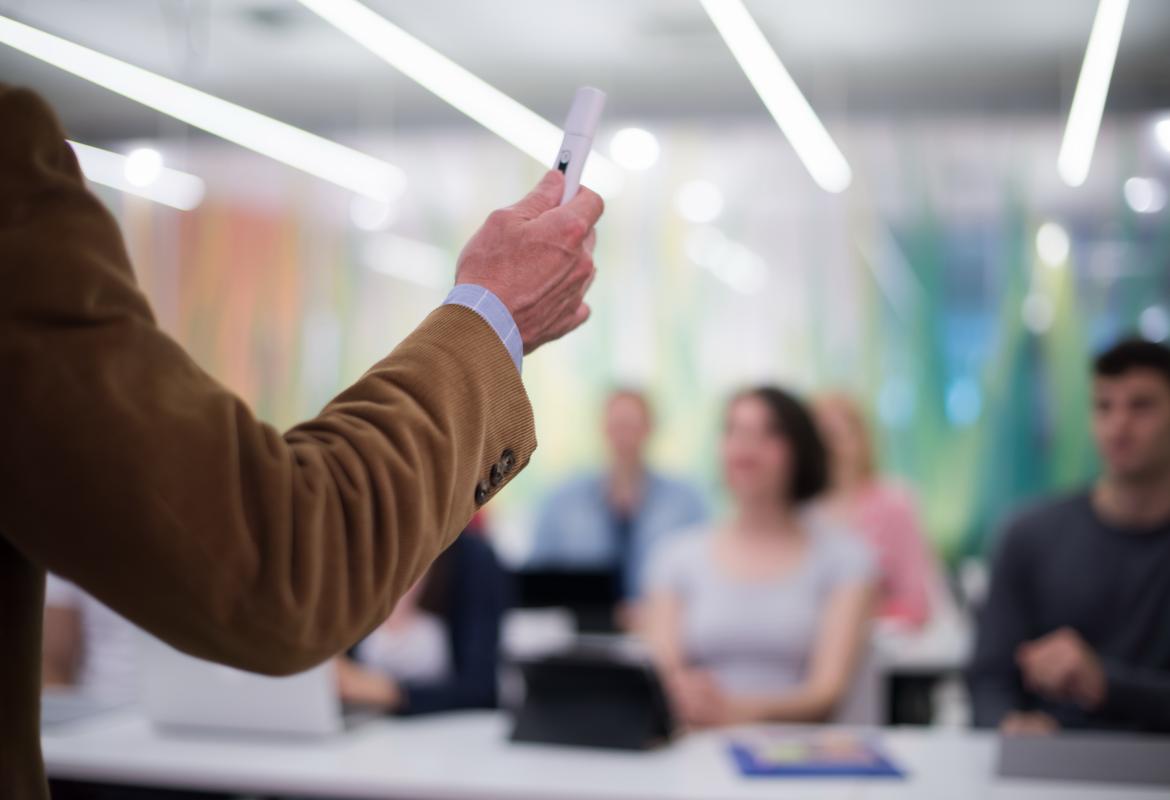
[1123,177,1167,214]
[1036,222,1071,267]
[609,128,660,171]
[675,180,725,223]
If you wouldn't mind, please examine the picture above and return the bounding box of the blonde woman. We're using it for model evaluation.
[813,393,940,630]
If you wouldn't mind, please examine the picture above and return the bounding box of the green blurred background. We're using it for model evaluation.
[96,115,1170,566]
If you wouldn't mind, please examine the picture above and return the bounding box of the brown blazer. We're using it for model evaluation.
[0,86,536,798]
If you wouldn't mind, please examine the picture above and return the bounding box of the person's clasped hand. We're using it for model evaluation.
[455,170,603,354]
[1016,626,1107,708]
[1000,627,1108,736]
[334,657,402,712]
[666,668,751,729]
[1000,710,1060,736]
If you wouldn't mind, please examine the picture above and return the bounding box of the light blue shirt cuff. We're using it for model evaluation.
[443,284,523,373]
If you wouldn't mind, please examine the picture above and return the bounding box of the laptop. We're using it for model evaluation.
[142,636,374,737]
[511,568,621,633]
[998,731,1170,786]
[510,635,676,750]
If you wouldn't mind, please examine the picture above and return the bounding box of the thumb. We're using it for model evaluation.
[509,169,565,219]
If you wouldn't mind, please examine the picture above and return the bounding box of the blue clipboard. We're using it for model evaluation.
[728,732,905,778]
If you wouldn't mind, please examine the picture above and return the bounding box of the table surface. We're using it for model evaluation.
[41,710,1167,800]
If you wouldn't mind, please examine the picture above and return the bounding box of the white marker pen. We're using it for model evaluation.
[554,86,606,205]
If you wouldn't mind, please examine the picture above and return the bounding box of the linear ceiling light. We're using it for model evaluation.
[68,140,206,210]
[1057,0,1130,187]
[697,0,851,193]
[0,14,405,201]
[295,0,623,197]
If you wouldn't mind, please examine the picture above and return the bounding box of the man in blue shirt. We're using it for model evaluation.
[527,390,707,602]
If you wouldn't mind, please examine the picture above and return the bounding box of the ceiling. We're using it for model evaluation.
[2,0,1170,143]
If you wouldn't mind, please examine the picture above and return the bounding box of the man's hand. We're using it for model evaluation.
[455,170,604,354]
[1000,710,1060,736]
[1016,627,1107,710]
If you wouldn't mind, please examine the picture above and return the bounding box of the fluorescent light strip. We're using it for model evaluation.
[295,0,623,197]
[1057,0,1130,187]
[68,140,206,210]
[698,0,851,193]
[0,15,405,202]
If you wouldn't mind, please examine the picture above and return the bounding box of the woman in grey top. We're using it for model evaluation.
[642,386,877,728]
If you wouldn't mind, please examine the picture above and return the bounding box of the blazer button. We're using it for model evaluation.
[490,463,504,487]
[500,448,516,473]
[474,480,490,506]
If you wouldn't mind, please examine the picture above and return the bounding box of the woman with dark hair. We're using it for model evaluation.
[641,387,877,727]
[333,522,507,715]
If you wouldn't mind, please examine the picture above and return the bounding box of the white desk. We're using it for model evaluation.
[43,711,1164,800]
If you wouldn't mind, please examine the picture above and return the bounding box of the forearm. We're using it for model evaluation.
[1101,661,1170,732]
[398,672,497,716]
[883,558,932,629]
[646,629,688,676]
[40,661,75,689]
[967,671,1026,728]
[40,607,81,688]
[882,504,934,628]
[882,591,931,629]
[733,684,840,724]
[0,86,535,675]
[18,313,532,676]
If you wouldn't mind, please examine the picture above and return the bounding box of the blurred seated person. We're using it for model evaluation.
[642,387,876,728]
[336,520,507,715]
[42,575,140,704]
[969,339,1170,734]
[526,389,707,604]
[814,393,941,630]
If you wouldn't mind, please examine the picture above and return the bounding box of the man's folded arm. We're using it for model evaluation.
[0,85,535,675]
[1101,661,1170,732]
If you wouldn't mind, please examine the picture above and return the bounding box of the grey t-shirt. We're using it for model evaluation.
[645,517,876,696]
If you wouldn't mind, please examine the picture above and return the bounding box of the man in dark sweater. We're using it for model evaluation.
[969,338,1170,734]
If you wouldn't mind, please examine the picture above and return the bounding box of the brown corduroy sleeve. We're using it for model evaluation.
[0,85,537,673]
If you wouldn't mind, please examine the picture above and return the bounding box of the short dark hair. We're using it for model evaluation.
[736,386,829,503]
[1093,338,1170,386]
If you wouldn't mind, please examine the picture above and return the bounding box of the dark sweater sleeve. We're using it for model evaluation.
[968,518,1036,727]
[398,537,507,715]
[1101,660,1170,732]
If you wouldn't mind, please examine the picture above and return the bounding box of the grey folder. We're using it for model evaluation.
[998,732,1170,786]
